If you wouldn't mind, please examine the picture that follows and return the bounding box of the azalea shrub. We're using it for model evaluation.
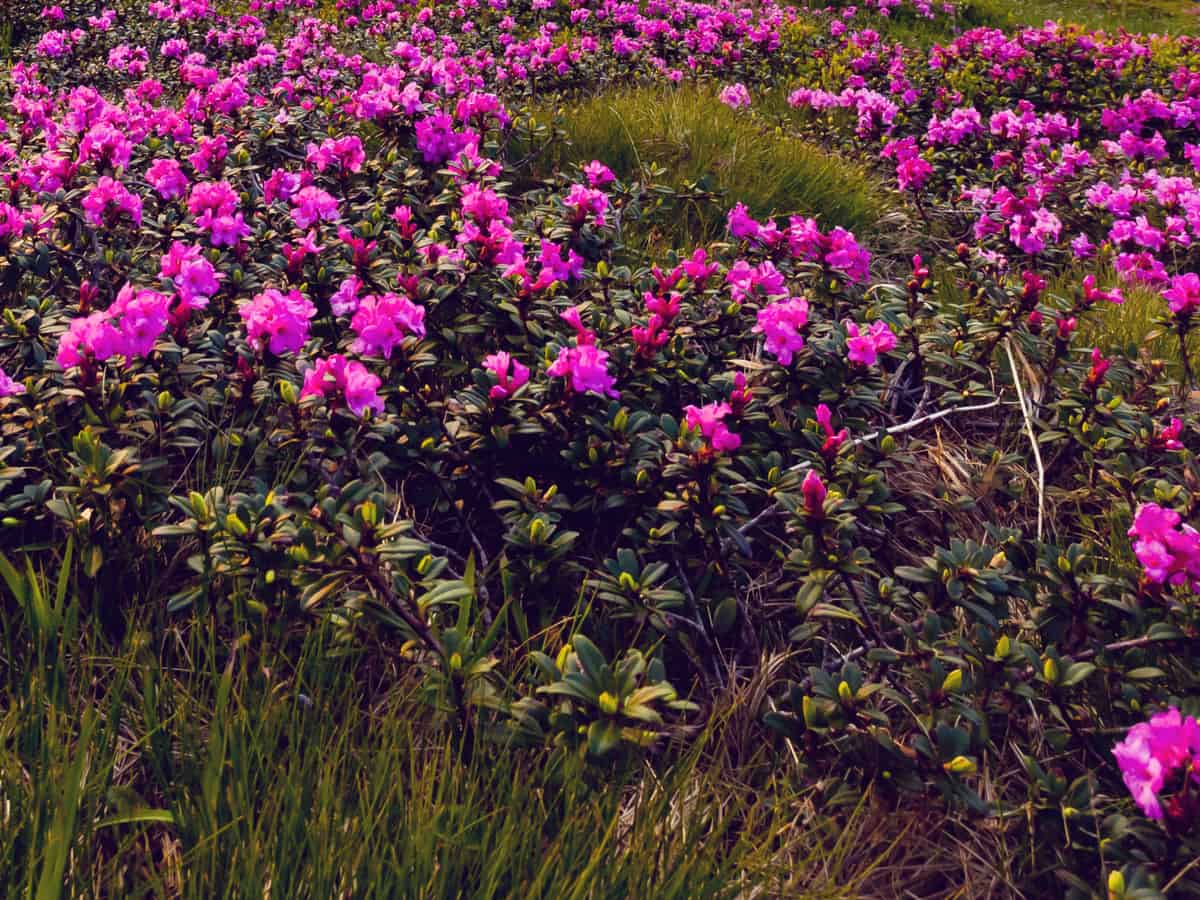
[2,0,1200,895]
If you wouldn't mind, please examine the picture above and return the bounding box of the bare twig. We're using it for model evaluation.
[1005,339,1045,542]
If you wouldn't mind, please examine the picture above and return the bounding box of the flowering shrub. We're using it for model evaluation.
[1,0,1200,894]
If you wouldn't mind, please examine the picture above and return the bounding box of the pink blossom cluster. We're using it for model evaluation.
[57,284,171,369]
[239,288,316,355]
[1113,708,1200,820]
[1127,503,1200,591]
[300,355,384,417]
[684,402,741,452]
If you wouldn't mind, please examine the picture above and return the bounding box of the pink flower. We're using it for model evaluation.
[56,284,170,368]
[547,343,618,398]
[290,186,339,229]
[1163,273,1200,316]
[239,288,316,355]
[300,355,384,417]
[1153,417,1185,451]
[0,367,24,397]
[146,158,189,200]
[583,160,615,187]
[1086,347,1110,388]
[845,320,897,367]
[754,297,809,366]
[160,242,222,310]
[350,293,426,357]
[684,402,740,452]
[1082,274,1124,306]
[330,276,362,317]
[718,83,751,109]
[81,176,142,227]
[816,404,848,457]
[802,470,827,518]
[483,351,530,399]
[727,260,787,304]
[1113,708,1200,820]
[1128,503,1200,591]
[306,135,366,174]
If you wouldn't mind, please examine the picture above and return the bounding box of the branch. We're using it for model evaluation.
[1005,338,1045,542]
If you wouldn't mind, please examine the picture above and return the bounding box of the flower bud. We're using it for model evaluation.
[280,380,298,404]
[942,670,963,693]
[529,518,546,542]
[618,571,638,592]
[943,755,976,775]
[599,691,619,715]
[225,513,249,537]
[1107,870,1125,899]
[837,681,853,703]
[1043,656,1059,684]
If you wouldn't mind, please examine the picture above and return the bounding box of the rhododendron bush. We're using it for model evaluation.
[2,0,1200,894]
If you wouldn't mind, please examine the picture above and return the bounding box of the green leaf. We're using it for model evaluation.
[1059,662,1096,688]
[1124,667,1165,681]
[587,720,621,757]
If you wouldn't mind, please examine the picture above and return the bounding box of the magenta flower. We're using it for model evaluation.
[0,367,25,397]
[845,320,897,367]
[330,276,363,317]
[350,293,426,358]
[57,284,170,369]
[583,160,615,187]
[146,158,189,200]
[1113,708,1200,820]
[301,355,384,417]
[483,351,530,399]
[1128,503,1200,591]
[306,136,366,174]
[816,404,849,457]
[547,343,618,398]
[160,242,222,310]
[802,470,827,518]
[718,83,751,109]
[239,288,316,355]
[1152,418,1185,452]
[1163,273,1200,316]
[684,402,741,452]
[290,186,339,229]
[754,297,809,366]
[81,176,142,227]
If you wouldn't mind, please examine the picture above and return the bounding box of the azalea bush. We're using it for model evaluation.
[2,0,1200,895]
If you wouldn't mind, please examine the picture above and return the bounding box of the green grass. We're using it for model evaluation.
[539,85,894,244]
[2,555,961,898]
[967,0,1199,35]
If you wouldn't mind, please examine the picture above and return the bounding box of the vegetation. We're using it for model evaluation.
[4,0,1200,897]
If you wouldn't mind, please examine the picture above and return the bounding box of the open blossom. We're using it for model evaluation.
[300,355,384,417]
[0,367,25,397]
[82,176,142,227]
[483,351,530,399]
[563,183,608,227]
[685,402,740,452]
[306,135,366,174]
[159,242,222,310]
[147,158,189,200]
[547,343,618,398]
[1113,708,1200,820]
[727,260,787,304]
[583,160,615,187]
[330,275,362,317]
[239,288,316,355]
[1163,272,1200,315]
[290,186,339,229]
[1128,503,1200,591]
[57,284,171,369]
[845,320,897,367]
[350,293,426,357]
[754,296,809,366]
[719,83,751,109]
[1152,417,1185,451]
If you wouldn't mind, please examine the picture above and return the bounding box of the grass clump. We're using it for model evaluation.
[540,85,894,242]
